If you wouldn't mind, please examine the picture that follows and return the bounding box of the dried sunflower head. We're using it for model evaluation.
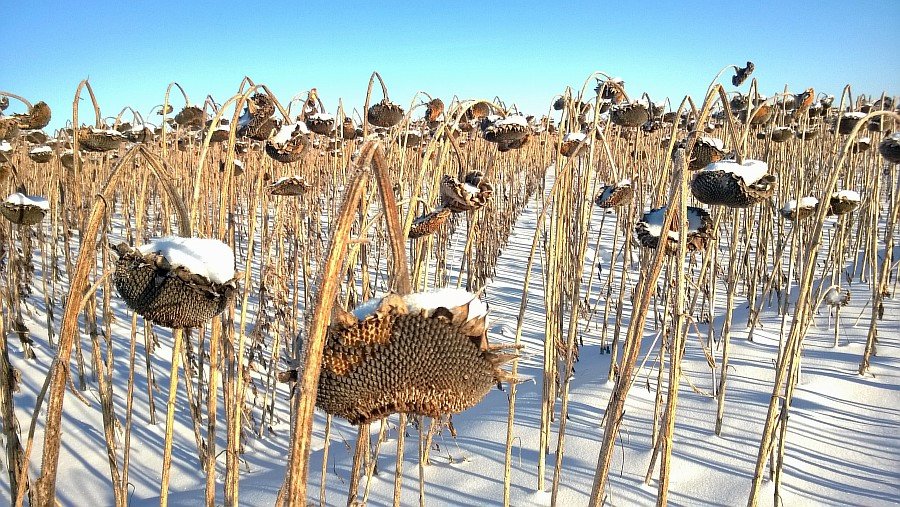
[732,61,755,87]
[312,289,517,425]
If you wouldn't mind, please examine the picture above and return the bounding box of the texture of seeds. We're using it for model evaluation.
[112,243,236,329]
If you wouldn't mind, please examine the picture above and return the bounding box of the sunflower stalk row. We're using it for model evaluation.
[0,69,896,507]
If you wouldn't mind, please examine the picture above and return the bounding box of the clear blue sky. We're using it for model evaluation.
[3,0,897,130]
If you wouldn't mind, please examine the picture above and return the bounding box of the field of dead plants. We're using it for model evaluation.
[0,66,898,506]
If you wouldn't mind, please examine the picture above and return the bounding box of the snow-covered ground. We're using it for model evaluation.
[3,164,899,507]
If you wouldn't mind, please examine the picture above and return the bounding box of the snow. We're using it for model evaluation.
[4,192,50,210]
[351,289,487,321]
[782,196,818,212]
[0,140,12,152]
[642,221,674,239]
[823,286,850,306]
[641,206,705,240]
[699,136,724,150]
[29,145,52,154]
[842,112,866,120]
[831,189,861,202]
[271,123,307,145]
[495,115,528,127]
[3,152,898,507]
[404,288,488,319]
[703,159,768,185]
[563,132,588,143]
[271,175,307,186]
[462,182,481,195]
[137,236,235,283]
[129,123,153,132]
[87,127,124,137]
[271,124,295,145]
[309,113,334,121]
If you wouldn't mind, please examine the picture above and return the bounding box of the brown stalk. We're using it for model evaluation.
[159,329,184,507]
[655,149,691,505]
[0,312,30,505]
[282,139,412,503]
[34,135,192,503]
[587,82,725,504]
[33,145,139,504]
[746,109,900,506]
[860,165,900,372]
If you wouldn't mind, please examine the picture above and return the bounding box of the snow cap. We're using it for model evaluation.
[138,236,235,284]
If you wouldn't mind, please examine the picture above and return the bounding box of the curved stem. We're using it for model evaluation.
[237,76,256,95]
[362,72,378,137]
[833,84,855,136]
[33,145,140,502]
[137,146,192,236]
[258,84,290,121]
[281,147,375,502]
[189,86,261,232]
[703,63,740,99]
[373,71,390,101]
[32,127,202,501]
[70,79,102,180]
[0,91,33,112]
[578,70,615,101]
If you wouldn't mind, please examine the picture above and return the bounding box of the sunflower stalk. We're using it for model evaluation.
[747,109,900,506]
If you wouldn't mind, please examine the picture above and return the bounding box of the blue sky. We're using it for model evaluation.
[3,0,897,130]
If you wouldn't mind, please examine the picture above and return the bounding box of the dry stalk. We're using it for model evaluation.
[587,82,726,505]
[34,135,190,503]
[281,139,411,504]
[747,109,900,506]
